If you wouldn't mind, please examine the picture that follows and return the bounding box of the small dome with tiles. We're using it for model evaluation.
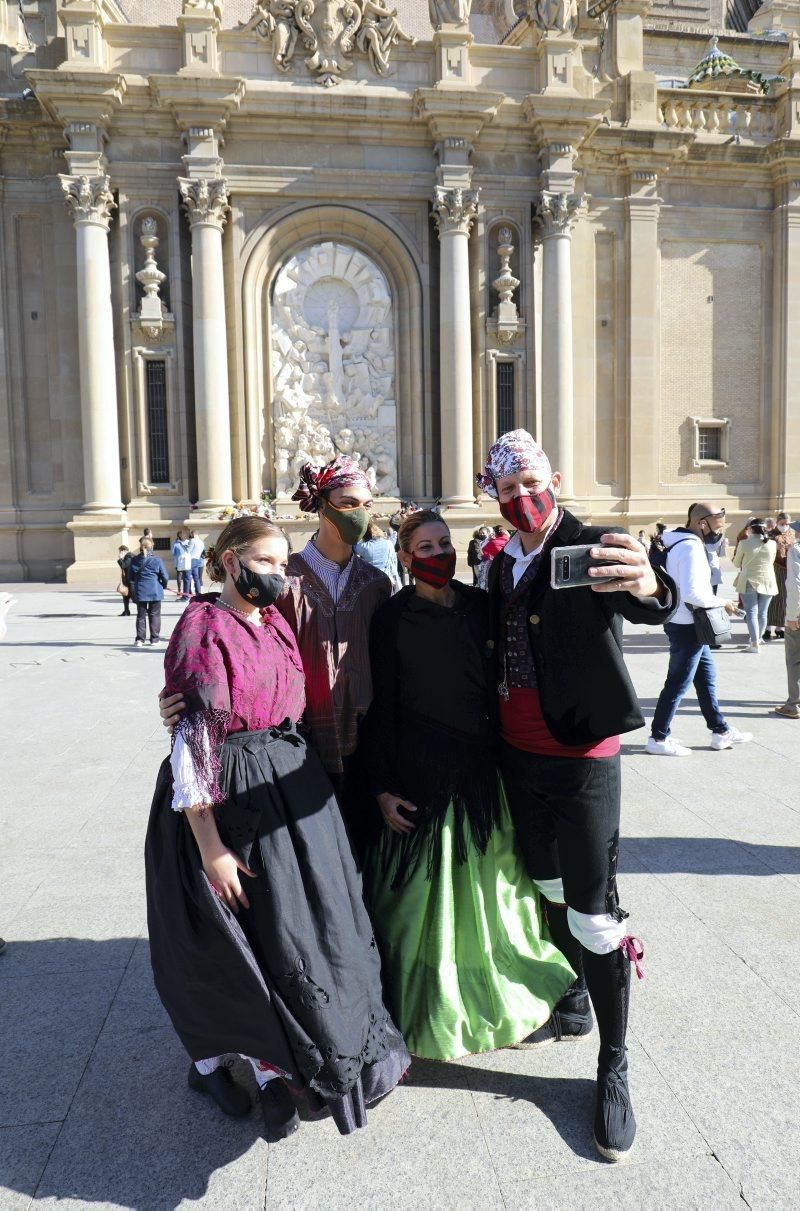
[687,35,772,94]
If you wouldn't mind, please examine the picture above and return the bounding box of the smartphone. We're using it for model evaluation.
[550,544,616,590]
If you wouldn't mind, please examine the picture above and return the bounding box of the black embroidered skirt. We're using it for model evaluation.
[144,723,409,1134]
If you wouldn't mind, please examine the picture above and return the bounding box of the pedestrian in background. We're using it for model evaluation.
[116,545,133,617]
[355,519,401,591]
[647,503,749,756]
[764,513,794,641]
[773,531,800,719]
[477,526,510,590]
[129,538,168,648]
[733,519,777,653]
[467,526,492,585]
[187,530,206,597]
[172,530,192,601]
[637,529,647,548]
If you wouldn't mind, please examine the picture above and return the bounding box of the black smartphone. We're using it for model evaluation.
[550,544,616,590]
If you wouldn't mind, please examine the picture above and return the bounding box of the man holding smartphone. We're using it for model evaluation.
[479,429,675,1163]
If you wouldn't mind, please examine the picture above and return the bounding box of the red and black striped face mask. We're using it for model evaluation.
[410,549,457,589]
[499,485,557,533]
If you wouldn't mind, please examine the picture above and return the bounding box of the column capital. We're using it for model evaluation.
[432,186,480,236]
[59,173,116,230]
[534,190,584,238]
[178,176,230,231]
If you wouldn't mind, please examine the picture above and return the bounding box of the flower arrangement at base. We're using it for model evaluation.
[218,491,277,522]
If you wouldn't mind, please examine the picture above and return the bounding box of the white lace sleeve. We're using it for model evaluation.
[170,727,213,811]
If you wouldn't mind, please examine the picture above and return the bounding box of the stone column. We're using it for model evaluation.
[433,185,479,506]
[179,176,233,511]
[59,173,123,513]
[535,190,582,501]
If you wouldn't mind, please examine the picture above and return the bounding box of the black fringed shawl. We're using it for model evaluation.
[362,583,501,888]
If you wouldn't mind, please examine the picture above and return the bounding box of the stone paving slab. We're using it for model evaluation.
[1,584,798,1209]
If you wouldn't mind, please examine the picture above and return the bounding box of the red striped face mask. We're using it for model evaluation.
[499,485,557,533]
[410,550,457,588]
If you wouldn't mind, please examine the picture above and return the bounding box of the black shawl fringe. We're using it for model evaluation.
[380,713,500,890]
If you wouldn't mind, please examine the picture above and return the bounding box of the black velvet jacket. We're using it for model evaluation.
[486,509,676,746]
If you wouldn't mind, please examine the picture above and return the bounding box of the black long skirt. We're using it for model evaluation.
[144,723,409,1134]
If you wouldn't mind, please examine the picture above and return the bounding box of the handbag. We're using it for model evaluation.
[687,603,730,645]
[116,581,129,597]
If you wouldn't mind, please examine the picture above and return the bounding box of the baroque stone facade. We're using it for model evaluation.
[0,0,799,579]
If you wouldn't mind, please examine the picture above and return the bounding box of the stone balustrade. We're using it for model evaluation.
[658,89,776,140]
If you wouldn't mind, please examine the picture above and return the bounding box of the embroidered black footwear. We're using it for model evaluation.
[187,1063,251,1118]
[259,1080,300,1143]
[513,984,593,1049]
[593,1045,636,1162]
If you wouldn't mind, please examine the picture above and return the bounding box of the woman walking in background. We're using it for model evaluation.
[764,514,794,641]
[187,530,206,597]
[128,538,168,648]
[116,545,133,617]
[467,526,492,585]
[362,509,573,1061]
[145,516,408,1141]
[734,519,777,652]
[354,518,401,591]
[172,530,193,601]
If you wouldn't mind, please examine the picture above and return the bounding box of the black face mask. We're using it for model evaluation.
[232,559,284,608]
[702,527,721,546]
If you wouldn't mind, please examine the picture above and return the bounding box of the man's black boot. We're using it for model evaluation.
[513,980,593,1048]
[187,1063,252,1117]
[259,1079,300,1142]
[593,1044,636,1162]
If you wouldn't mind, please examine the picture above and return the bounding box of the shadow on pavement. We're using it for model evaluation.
[407,1058,597,1161]
[624,837,800,875]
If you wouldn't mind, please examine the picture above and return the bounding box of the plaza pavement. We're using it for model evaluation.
[1,577,798,1210]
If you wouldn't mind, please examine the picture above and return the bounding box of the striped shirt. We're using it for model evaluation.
[297,539,354,605]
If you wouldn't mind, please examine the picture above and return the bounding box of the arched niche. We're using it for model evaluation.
[239,203,430,503]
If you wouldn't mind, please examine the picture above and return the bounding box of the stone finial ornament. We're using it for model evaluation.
[136,217,167,338]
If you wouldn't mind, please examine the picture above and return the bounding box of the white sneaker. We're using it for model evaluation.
[133,639,145,648]
[646,736,692,757]
[710,727,753,751]
[742,644,760,654]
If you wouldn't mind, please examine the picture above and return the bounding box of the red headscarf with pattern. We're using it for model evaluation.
[292,455,371,514]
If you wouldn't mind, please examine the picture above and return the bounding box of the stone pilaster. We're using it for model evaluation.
[771,174,800,515]
[625,170,661,516]
[433,185,480,506]
[534,189,583,502]
[179,175,234,511]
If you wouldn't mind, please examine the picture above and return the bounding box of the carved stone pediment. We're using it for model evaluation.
[240,0,414,87]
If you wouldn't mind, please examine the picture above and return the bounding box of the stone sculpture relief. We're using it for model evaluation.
[242,0,414,87]
[529,0,577,34]
[428,0,471,28]
[270,242,400,497]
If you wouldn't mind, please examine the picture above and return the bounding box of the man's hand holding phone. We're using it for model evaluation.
[552,533,663,601]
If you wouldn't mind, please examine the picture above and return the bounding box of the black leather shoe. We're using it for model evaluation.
[259,1080,300,1142]
[513,984,593,1049]
[594,1045,636,1162]
[187,1064,251,1118]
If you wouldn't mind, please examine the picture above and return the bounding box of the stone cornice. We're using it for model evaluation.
[26,70,126,130]
[522,93,610,153]
[148,75,246,133]
[413,88,504,144]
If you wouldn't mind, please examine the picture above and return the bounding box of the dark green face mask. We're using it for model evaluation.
[321,500,370,546]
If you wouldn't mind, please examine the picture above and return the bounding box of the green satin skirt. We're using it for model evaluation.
[364,790,575,1061]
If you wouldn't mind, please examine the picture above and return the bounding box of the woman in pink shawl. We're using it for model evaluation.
[144,516,408,1143]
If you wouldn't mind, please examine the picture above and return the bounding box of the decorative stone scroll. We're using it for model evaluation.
[241,0,414,87]
[432,186,480,235]
[534,190,584,237]
[178,177,230,231]
[271,241,400,497]
[59,174,116,230]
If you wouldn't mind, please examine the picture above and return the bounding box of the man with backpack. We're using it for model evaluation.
[647,502,752,756]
